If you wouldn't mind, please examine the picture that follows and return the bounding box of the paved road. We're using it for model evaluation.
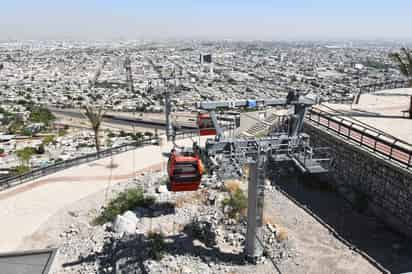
[0,137,207,252]
[51,108,197,130]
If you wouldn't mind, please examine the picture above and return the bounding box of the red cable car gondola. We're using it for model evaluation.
[167,148,203,192]
[197,112,216,136]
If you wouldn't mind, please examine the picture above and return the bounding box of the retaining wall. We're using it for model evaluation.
[304,121,412,237]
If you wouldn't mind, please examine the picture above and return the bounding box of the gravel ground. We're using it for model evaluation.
[18,170,384,274]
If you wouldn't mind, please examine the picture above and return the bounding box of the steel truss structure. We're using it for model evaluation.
[198,93,330,262]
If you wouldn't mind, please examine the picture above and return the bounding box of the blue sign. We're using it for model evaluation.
[246,100,257,108]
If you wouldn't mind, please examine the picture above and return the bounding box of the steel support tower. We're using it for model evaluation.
[197,93,330,262]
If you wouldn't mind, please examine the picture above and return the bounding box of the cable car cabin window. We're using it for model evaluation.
[198,117,213,129]
[198,114,216,136]
[175,162,197,174]
[172,162,201,183]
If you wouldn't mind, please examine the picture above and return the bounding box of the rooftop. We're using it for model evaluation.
[319,87,412,144]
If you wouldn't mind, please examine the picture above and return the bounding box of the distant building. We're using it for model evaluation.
[200,54,212,64]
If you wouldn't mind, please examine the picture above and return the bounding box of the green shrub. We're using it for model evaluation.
[22,128,33,137]
[16,147,36,166]
[58,129,67,137]
[147,231,166,260]
[184,219,216,247]
[29,107,55,125]
[43,135,55,146]
[8,119,24,134]
[14,165,31,175]
[93,187,156,225]
[222,188,247,219]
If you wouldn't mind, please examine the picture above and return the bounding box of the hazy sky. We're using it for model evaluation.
[1,0,411,40]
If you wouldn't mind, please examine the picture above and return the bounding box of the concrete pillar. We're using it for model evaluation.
[245,157,265,262]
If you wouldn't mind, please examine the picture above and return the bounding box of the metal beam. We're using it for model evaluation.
[209,110,224,138]
[196,96,315,111]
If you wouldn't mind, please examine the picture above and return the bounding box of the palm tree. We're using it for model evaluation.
[390,48,412,118]
[389,47,412,87]
[84,105,104,153]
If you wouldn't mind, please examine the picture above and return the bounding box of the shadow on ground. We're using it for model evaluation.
[63,231,244,273]
[272,172,412,273]
[144,201,176,217]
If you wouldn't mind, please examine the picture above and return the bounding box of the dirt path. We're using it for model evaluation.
[261,190,381,274]
[0,163,162,201]
[0,137,208,252]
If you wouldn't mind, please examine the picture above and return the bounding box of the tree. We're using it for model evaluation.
[16,147,35,166]
[144,131,154,137]
[43,135,55,146]
[14,165,30,175]
[390,48,412,118]
[29,107,56,126]
[84,106,104,153]
[389,48,412,87]
[8,118,24,134]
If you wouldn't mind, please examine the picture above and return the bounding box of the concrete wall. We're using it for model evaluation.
[304,122,412,237]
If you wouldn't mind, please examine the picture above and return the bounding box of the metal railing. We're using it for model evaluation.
[321,97,353,104]
[320,80,409,105]
[0,137,159,191]
[359,80,408,94]
[306,108,412,169]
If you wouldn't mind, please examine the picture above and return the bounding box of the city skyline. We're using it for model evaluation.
[1,0,412,41]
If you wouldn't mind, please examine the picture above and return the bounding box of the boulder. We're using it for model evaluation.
[113,214,137,235]
[123,210,139,223]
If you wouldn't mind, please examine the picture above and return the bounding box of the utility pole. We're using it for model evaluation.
[164,78,174,141]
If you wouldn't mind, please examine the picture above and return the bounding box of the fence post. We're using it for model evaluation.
[348,123,352,139]
[389,141,395,160]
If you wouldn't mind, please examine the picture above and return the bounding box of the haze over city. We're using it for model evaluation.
[1,0,412,40]
[1,1,412,274]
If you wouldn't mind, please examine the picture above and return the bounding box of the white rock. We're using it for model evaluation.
[267,223,277,234]
[156,185,168,193]
[113,215,137,235]
[123,210,139,223]
[181,266,193,274]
